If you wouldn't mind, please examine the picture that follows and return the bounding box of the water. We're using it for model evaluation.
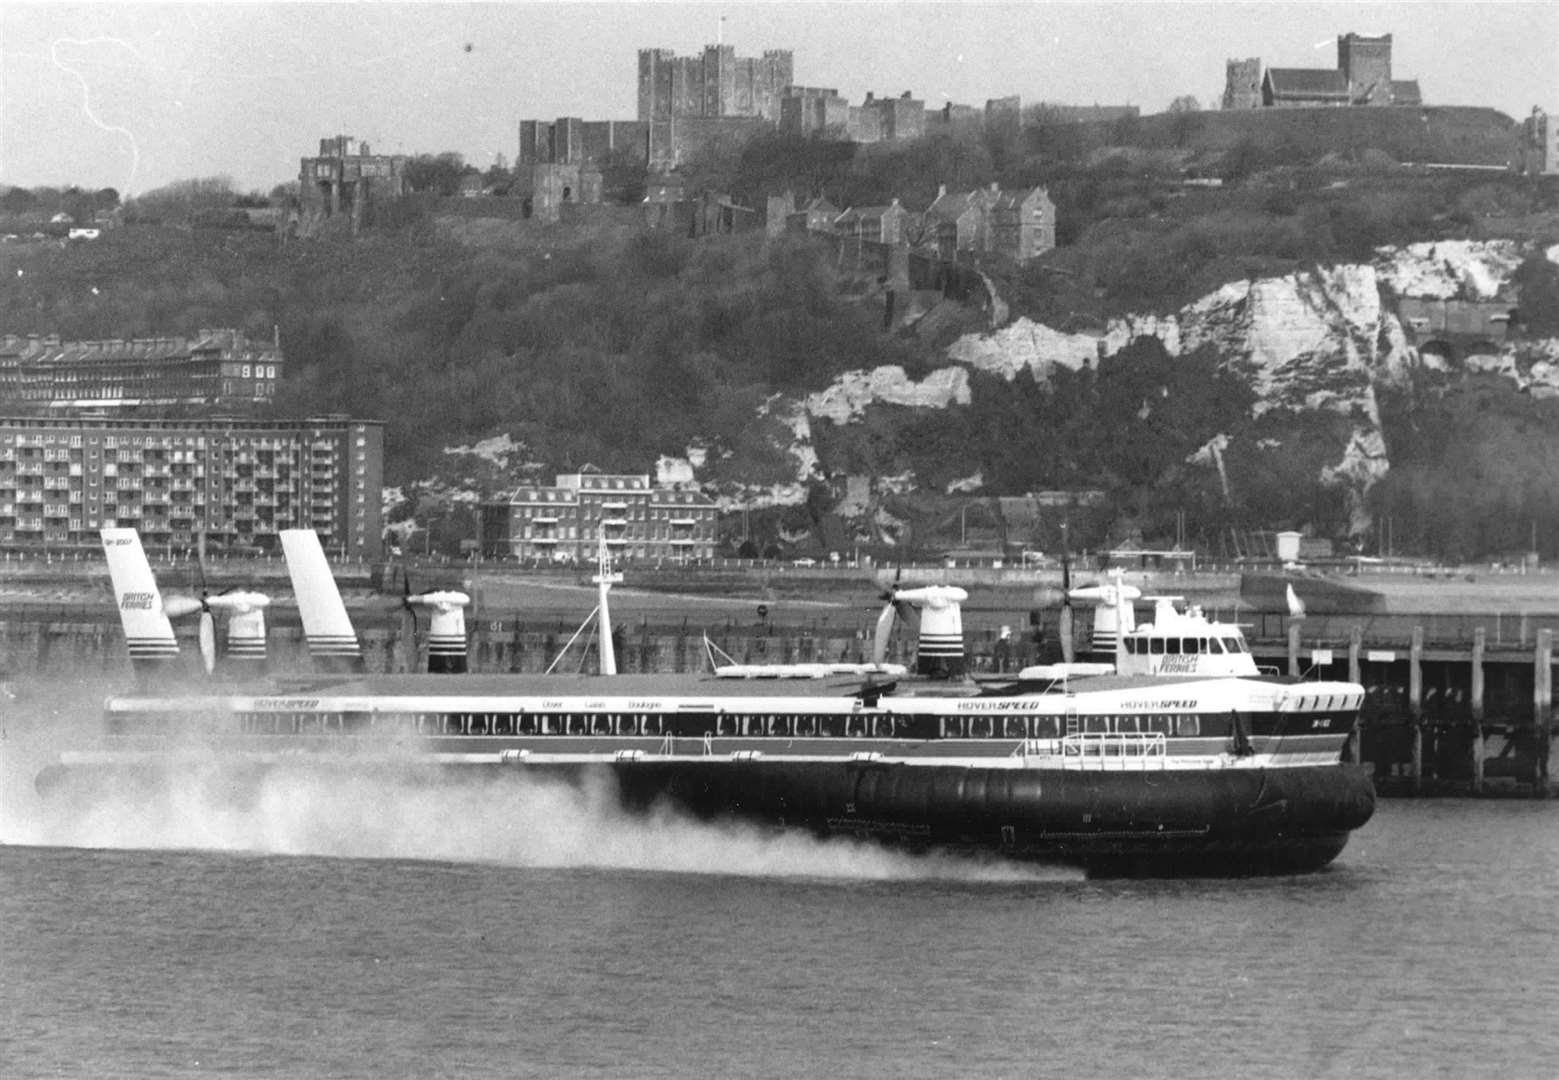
[4,687,1559,1078]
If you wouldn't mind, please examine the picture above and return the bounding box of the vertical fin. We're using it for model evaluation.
[280,529,365,673]
[100,527,181,682]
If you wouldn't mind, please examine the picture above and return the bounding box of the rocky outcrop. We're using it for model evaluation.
[944,318,1100,379]
[700,239,1559,542]
[804,365,970,424]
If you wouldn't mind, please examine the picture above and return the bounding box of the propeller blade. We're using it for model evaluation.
[872,602,895,664]
[399,606,419,673]
[198,609,217,675]
[195,530,208,597]
[1060,549,1074,663]
[163,595,203,619]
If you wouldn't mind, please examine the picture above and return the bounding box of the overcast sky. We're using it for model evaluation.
[2,1,1556,195]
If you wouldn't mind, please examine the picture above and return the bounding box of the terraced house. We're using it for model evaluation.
[0,329,281,410]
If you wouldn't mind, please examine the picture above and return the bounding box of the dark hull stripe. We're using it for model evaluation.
[34,757,1374,877]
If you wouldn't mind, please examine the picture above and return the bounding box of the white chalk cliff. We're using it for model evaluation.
[697,240,1557,542]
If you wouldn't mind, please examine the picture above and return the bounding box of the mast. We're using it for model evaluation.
[592,532,622,675]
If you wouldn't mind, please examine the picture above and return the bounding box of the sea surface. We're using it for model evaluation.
[4,683,1559,1079]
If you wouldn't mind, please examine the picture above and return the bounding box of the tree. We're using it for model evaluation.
[1,186,37,213]
[1167,95,1201,113]
[403,152,471,196]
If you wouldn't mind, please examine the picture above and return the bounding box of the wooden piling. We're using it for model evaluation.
[1535,629,1552,797]
[1471,626,1485,794]
[1348,626,1362,765]
[1410,625,1424,793]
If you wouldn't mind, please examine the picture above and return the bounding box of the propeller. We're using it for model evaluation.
[872,567,908,664]
[163,531,269,675]
[1286,583,1307,620]
[1058,548,1075,664]
[872,571,967,678]
[398,563,419,673]
[397,561,470,674]
[194,532,216,674]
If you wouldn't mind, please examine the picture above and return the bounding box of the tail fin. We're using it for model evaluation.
[101,527,181,681]
[280,529,365,673]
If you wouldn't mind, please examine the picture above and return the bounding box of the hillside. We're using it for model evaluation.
[4,109,1559,561]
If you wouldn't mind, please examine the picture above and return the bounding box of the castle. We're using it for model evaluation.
[298,136,407,228]
[516,43,1039,217]
[1223,33,1422,109]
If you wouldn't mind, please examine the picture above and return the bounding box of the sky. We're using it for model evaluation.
[1,0,1556,196]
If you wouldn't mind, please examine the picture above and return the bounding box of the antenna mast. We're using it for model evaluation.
[592,531,623,675]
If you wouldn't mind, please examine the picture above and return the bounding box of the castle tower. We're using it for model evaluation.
[1338,33,1393,105]
[1223,58,1261,110]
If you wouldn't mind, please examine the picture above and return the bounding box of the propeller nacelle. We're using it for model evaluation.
[163,586,272,675]
[873,577,968,679]
[1068,574,1141,656]
[403,588,470,674]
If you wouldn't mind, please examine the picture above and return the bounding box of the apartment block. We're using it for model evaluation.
[481,472,718,563]
[0,415,383,557]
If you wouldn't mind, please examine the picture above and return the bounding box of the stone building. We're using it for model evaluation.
[1223,58,1262,110]
[298,136,407,227]
[638,45,793,123]
[988,186,1056,263]
[835,200,911,247]
[0,329,282,411]
[1223,33,1422,110]
[920,184,1055,264]
[517,118,648,171]
[778,86,853,137]
[638,45,793,168]
[922,186,986,259]
[481,471,718,563]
